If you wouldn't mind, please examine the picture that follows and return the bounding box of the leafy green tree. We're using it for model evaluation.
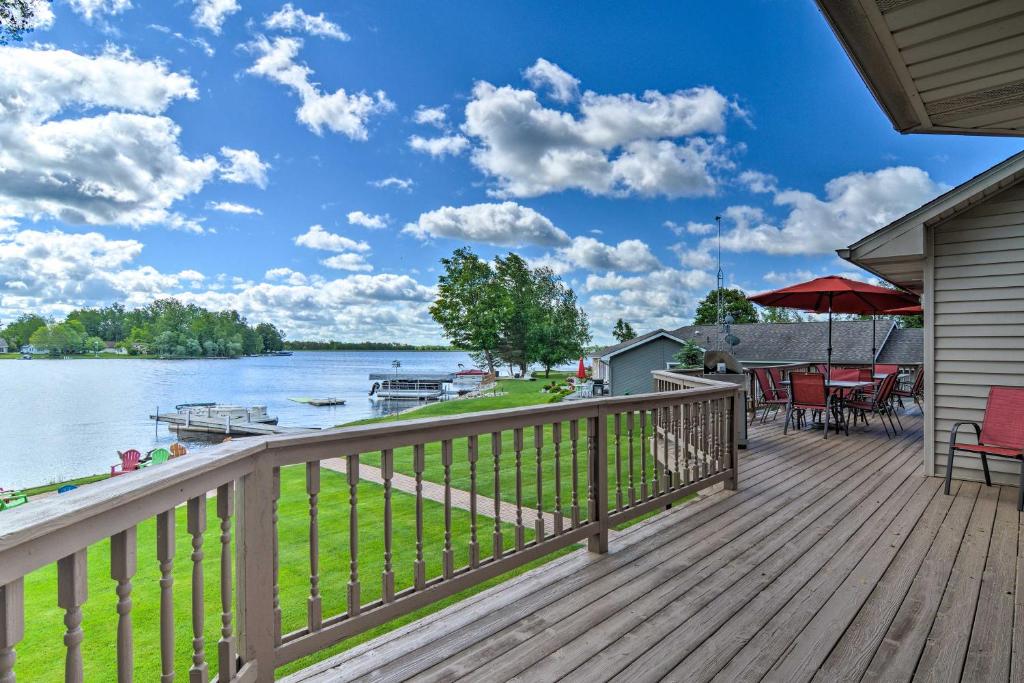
[694,288,758,325]
[759,306,803,323]
[85,336,105,354]
[674,339,704,368]
[2,313,46,349]
[612,318,637,343]
[255,322,285,351]
[527,268,591,377]
[430,248,503,373]
[0,0,48,45]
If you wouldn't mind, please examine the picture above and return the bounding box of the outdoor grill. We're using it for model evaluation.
[702,350,748,447]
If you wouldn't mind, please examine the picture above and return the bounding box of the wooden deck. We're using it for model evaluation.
[286,408,1024,682]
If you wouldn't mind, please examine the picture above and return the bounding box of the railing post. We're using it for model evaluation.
[726,391,740,491]
[588,404,609,554]
[0,579,23,683]
[236,457,276,683]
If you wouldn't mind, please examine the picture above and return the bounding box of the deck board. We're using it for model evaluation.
[284,409,1024,683]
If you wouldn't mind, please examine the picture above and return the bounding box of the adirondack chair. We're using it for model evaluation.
[169,442,188,458]
[142,448,171,468]
[945,386,1024,510]
[111,449,141,476]
[0,488,28,510]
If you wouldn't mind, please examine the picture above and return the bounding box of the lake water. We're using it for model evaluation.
[0,350,474,488]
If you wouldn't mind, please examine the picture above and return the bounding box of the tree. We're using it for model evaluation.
[0,0,48,45]
[430,248,502,372]
[255,322,285,351]
[1,313,46,349]
[759,306,803,323]
[527,269,591,377]
[694,288,758,325]
[674,339,704,368]
[612,318,636,343]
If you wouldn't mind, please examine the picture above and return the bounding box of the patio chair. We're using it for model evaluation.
[170,442,188,458]
[768,367,789,399]
[142,447,171,468]
[784,372,845,439]
[0,488,28,510]
[813,364,827,375]
[874,363,900,376]
[829,368,860,382]
[893,367,924,411]
[111,449,141,476]
[944,386,1024,510]
[845,373,900,438]
[751,367,787,423]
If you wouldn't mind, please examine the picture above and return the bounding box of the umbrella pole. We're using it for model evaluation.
[827,294,833,378]
[871,314,876,378]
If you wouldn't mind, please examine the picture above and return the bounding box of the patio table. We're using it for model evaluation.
[778,379,871,435]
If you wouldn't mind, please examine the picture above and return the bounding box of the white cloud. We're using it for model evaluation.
[219,147,270,188]
[0,45,217,230]
[67,0,131,22]
[370,177,414,191]
[265,267,314,286]
[322,253,372,272]
[762,269,815,286]
[264,3,349,40]
[294,224,370,252]
[192,0,239,34]
[23,0,55,29]
[583,267,714,338]
[347,210,389,229]
[665,220,715,236]
[208,201,262,215]
[413,105,447,128]
[738,169,777,194]
[714,166,947,255]
[245,36,394,138]
[523,58,580,103]
[403,202,570,247]
[408,134,470,158]
[148,23,215,56]
[556,236,661,272]
[671,244,715,269]
[463,77,735,198]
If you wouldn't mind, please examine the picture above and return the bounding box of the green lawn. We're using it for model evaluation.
[18,465,547,681]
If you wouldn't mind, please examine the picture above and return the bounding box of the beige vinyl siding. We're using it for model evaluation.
[607,337,683,397]
[931,182,1024,484]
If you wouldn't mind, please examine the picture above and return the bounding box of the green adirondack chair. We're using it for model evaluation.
[142,448,171,468]
[0,488,28,510]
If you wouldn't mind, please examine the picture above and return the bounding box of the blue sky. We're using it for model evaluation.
[1,0,1021,344]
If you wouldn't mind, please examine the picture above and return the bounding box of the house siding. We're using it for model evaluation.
[608,337,683,396]
[931,182,1024,485]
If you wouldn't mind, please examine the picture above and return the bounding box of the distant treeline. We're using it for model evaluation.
[285,341,453,351]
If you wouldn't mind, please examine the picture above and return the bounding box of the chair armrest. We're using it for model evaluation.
[949,421,982,446]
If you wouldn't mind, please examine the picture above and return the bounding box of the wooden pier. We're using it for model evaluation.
[150,411,318,436]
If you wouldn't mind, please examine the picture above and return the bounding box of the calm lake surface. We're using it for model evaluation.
[0,350,473,488]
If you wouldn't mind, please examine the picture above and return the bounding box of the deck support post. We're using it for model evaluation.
[236,457,277,683]
[588,405,609,554]
[726,393,740,491]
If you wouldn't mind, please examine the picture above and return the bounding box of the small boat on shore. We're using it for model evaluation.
[174,403,279,424]
[369,373,454,400]
[290,397,347,406]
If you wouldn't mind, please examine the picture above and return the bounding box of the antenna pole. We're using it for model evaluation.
[715,215,724,350]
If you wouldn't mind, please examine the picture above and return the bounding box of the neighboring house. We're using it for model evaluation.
[840,150,1024,486]
[0,338,7,353]
[19,344,42,355]
[100,341,127,355]
[592,319,919,396]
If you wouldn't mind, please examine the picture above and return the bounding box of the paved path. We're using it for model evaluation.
[321,457,617,537]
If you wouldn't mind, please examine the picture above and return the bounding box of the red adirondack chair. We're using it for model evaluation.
[111,449,141,476]
[945,387,1024,510]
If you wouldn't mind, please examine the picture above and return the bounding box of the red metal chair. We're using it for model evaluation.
[768,367,789,400]
[829,368,860,382]
[784,372,845,439]
[893,367,924,410]
[845,373,900,438]
[874,363,899,376]
[945,386,1024,510]
[111,449,141,476]
[751,367,787,423]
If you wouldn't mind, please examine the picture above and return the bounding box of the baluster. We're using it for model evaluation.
[306,462,322,631]
[346,453,361,616]
[640,410,648,500]
[701,401,709,479]
[660,407,671,492]
[111,528,136,683]
[271,467,281,644]
[57,550,87,683]
[514,428,525,550]
[650,409,660,497]
[413,444,426,590]
[613,414,622,511]
[683,402,692,485]
[0,579,24,683]
[672,404,682,489]
[552,422,563,535]
[534,425,545,541]
[587,416,597,523]
[156,510,175,683]
[442,440,454,579]
[626,411,636,506]
[570,420,581,527]
[187,495,209,683]
[491,432,503,559]
[217,482,237,680]
[468,436,480,567]
[382,449,395,602]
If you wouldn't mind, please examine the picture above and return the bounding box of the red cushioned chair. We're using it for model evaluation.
[945,386,1024,510]
[893,367,924,411]
[784,372,846,439]
[874,363,899,376]
[829,368,860,382]
[751,367,787,424]
[846,373,900,438]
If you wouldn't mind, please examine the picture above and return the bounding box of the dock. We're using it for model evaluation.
[289,397,347,407]
[150,412,318,436]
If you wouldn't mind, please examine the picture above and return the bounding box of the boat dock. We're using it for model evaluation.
[150,411,318,436]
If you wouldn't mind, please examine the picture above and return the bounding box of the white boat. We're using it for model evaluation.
[369,373,454,400]
[174,403,278,425]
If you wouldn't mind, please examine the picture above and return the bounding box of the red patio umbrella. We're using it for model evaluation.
[885,305,923,315]
[748,276,919,377]
[576,357,587,380]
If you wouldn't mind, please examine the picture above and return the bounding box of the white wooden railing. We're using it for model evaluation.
[0,381,740,682]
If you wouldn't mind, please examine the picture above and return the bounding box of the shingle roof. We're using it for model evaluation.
[594,320,923,365]
[592,328,676,357]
